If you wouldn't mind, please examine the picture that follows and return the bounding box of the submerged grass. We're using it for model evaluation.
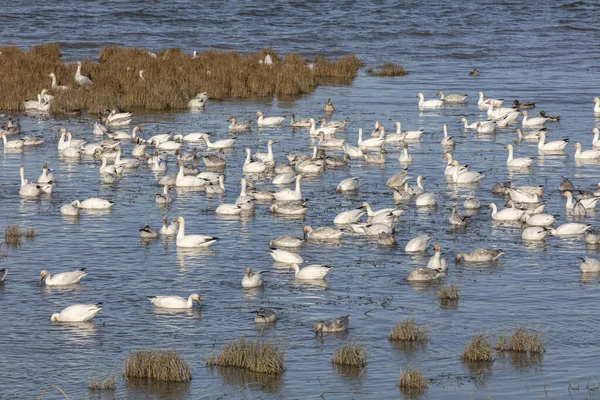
[462,333,494,362]
[495,327,544,354]
[122,349,191,382]
[389,318,429,342]
[88,375,116,391]
[205,336,284,374]
[4,224,22,245]
[331,343,367,367]
[25,228,36,239]
[366,63,408,77]
[397,368,428,389]
[437,284,459,301]
[0,44,361,113]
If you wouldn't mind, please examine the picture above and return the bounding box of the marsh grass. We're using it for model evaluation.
[205,336,284,374]
[397,368,428,389]
[4,224,22,245]
[122,349,191,382]
[0,44,360,113]
[25,228,36,239]
[366,63,408,77]
[389,318,429,342]
[331,343,367,367]
[437,284,459,301]
[88,375,116,391]
[495,327,544,354]
[461,333,493,362]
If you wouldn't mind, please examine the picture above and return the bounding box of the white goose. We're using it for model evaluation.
[563,190,598,210]
[289,113,312,128]
[522,111,547,128]
[173,216,218,247]
[303,225,344,241]
[334,208,365,224]
[522,226,551,241]
[77,198,114,210]
[514,127,544,141]
[476,120,496,134]
[74,61,92,87]
[417,92,444,108]
[160,216,178,236]
[99,156,124,175]
[336,177,359,192]
[523,213,555,227]
[440,124,454,146]
[309,118,337,137]
[437,90,467,102]
[175,161,207,187]
[243,148,270,173]
[594,97,600,113]
[442,153,467,176]
[37,163,55,184]
[51,304,101,322]
[394,122,424,140]
[290,264,332,280]
[478,92,503,109]
[407,268,443,282]
[60,200,80,216]
[256,111,285,127]
[1,132,24,149]
[111,126,142,141]
[358,128,384,149]
[269,249,304,264]
[155,185,173,205]
[242,268,264,288]
[505,144,534,168]
[508,187,543,204]
[459,117,479,129]
[580,257,600,273]
[317,132,345,148]
[426,244,448,271]
[405,234,432,252]
[254,139,277,162]
[48,73,69,91]
[105,110,132,126]
[538,131,568,152]
[573,142,600,159]
[40,268,87,285]
[150,294,201,309]
[398,144,412,163]
[19,165,42,197]
[114,146,139,169]
[489,202,525,221]
[551,223,591,236]
[591,128,600,148]
[273,174,303,201]
[451,161,485,184]
[200,133,236,149]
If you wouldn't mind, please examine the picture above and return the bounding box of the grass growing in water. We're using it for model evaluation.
[461,333,493,362]
[495,327,544,353]
[367,63,408,77]
[205,336,284,374]
[25,228,36,239]
[0,44,361,113]
[397,368,428,389]
[122,349,191,382]
[331,343,367,367]
[88,375,116,391]
[437,284,459,301]
[4,224,22,245]
[388,318,429,342]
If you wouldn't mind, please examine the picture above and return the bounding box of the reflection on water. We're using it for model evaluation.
[207,366,283,395]
[124,378,191,400]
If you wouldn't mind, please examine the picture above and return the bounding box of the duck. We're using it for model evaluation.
[114,146,140,169]
[573,142,600,159]
[51,304,101,322]
[416,192,438,207]
[255,308,277,323]
[314,315,349,334]
[427,244,448,271]
[580,257,600,273]
[537,131,568,152]
[74,61,92,87]
[19,166,42,197]
[269,201,308,216]
[256,111,285,127]
[60,200,80,216]
[173,216,218,247]
[440,124,454,146]
[407,268,443,282]
[149,294,201,309]
[394,122,424,140]
[37,163,55,184]
[437,90,467,102]
[139,224,159,239]
[459,117,479,129]
[522,226,551,241]
[464,194,481,209]
[269,249,304,264]
[449,206,468,226]
[1,132,24,149]
[334,207,365,224]
[159,216,179,236]
[289,113,312,128]
[324,98,335,113]
[242,268,263,288]
[538,110,559,121]
[469,68,479,76]
[594,97,600,113]
[40,268,87,286]
[489,202,525,221]
[269,235,304,248]
[243,148,270,174]
[398,144,412,163]
[77,198,114,210]
[405,234,432,252]
[522,111,547,128]
[551,223,591,236]
[228,117,252,131]
[303,225,344,241]
[523,213,555,227]
[273,174,303,201]
[48,73,69,91]
[455,249,504,263]
[417,92,444,108]
[478,92,503,109]
[505,144,534,168]
[450,161,485,184]
[512,100,536,109]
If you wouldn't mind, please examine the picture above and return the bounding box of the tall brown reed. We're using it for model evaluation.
[366,63,408,77]
[495,327,544,354]
[397,368,428,389]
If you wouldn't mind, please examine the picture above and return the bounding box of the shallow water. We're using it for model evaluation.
[2,1,600,399]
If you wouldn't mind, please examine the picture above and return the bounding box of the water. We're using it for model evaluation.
[2,1,600,399]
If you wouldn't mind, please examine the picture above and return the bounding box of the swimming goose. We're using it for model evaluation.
[19,165,42,197]
[205,175,225,195]
[93,122,109,137]
[522,111,547,128]
[304,225,344,241]
[105,109,132,126]
[593,97,600,113]
[317,131,345,148]
[407,268,443,282]
[114,146,139,168]
[449,206,468,226]
[586,230,600,244]
[361,201,403,218]
[522,226,551,241]
[308,118,337,137]
[22,134,44,146]
[253,139,277,163]
[574,142,600,159]
[150,152,168,172]
[273,174,302,201]
[200,133,235,149]
[414,187,437,207]
[1,132,24,149]
[111,126,142,141]
[523,213,555,227]
[476,120,496,134]
[203,149,226,168]
[291,264,332,281]
[48,73,69,91]
[37,163,55,184]
[99,156,125,175]
[437,90,467,102]
[427,244,448,271]
[324,98,335,114]
[394,122,424,140]
[417,92,444,108]
[155,136,183,151]
[235,178,255,211]
[51,303,101,322]
[173,216,218,247]
[386,170,410,189]
[256,111,285,127]
[175,162,207,187]
[591,128,600,148]
[459,117,479,129]
[562,191,587,216]
[242,268,264,288]
[314,315,348,334]
[450,161,485,183]
[60,200,80,216]
[325,153,350,167]
[505,144,534,168]
[255,308,277,323]
[508,187,543,204]
[398,144,412,162]
[290,113,312,128]
[514,127,544,141]
[537,131,568,151]
[464,194,481,209]
[358,128,384,149]
[489,202,525,221]
[74,61,92,87]
[363,148,387,164]
[215,203,245,215]
[273,171,296,185]
[442,153,467,176]
[580,257,600,273]
[440,124,454,146]
[77,198,114,210]
[455,249,504,263]
[295,154,325,175]
[494,110,520,128]
[149,294,201,309]
[334,208,365,224]
[478,92,503,109]
[40,268,87,285]
[504,200,545,216]
[563,190,598,210]
[405,233,432,252]
[320,117,349,130]
[243,148,270,174]
[159,216,178,236]
[343,143,363,159]
[269,235,304,248]
[228,117,252,131]
[380,124,406,143]
[140,224,159,239]
[188,93,207,109]
[269,201,308,216]
[551,223,591,236]
[148,133,171,145]
[559,177,574,192]
[269,249,304,264]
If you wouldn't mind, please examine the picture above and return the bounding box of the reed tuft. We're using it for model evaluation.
[25,228,36,239]
[4,224,22,245]
[366,63,408,77]
[88,374,116,391]
[122,349,191,382]
[397,367,428,389]
[205,336,284,374]
[388,318,429,342]
[331,343,367,367]
[461,333,493,362]
[437,284,459,301]
[495,327,544,354]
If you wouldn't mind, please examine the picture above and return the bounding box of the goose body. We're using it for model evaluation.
[48,73,69,91]
[394,122,424,140]
[508,188,543,204]
[314,315,348,334]
[269,201,307,216]
[451,161,484,183]
[255,308,277,323]
[537,131,568,151]
[358,128,384,149]
[524,213,555,227]
[291,264,332,280]
[269,249,304,264]
[416,192,438,207]
[51,304,101,322]
[522,111,546,128]
[505,144,534,168]
[175,162,207,187]
[551,223,591,236]
[174,216,218,247]
[449,206,468,226]
[464,194,481,209]
[253,139,277,163]
[200,134,235,149]
[522,226,551,241]
[19,165,42,197]
[417,92,444,108]
[459,118,479,129]
[149,294,201,309]
[242,268,263,288]
[304,225,344,241]
[74,61,92,87]
[228,117,252,131]
[478,92,503,109]
[41,268,87,286]
[114,146,139,168]
[407,268,443,282]
[140,224,159,239]
[256,112,285,127]
[78,198,114,210]
[160,217,179,236]
[573,142,600,159]
[334,208,365,224]
[455,249,504,263]
[243,148,270,173]
[405,234,432,252]
[269,235,304,248]
[336,177,359,192]
[441,124,455,146]
[489,202,524,221]
[273,174,303,201]
[427,244,448,271]
[60,200,80,216]
[105,110,132,126]
[437,90,467,102]
[580,257,600,273]
[1,132,24,148]
[290,114,312,128]
[514,127,544,141]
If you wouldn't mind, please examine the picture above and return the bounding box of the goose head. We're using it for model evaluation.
[173,216,183,224]
[303,226,313,238]
[40,270,49,282]
[433,243,441,252]
[190,293,201,305]
[256,112,263,119]
[313,321,325,334]
[246,267,253,277]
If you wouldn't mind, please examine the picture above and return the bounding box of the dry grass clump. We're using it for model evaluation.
[205,336,284,374]
[366,63,408,77]
[397,368,428,390]
[461,333,493,362]
[0,44,361,113]
[4,224,22,245]
[388,318,429,342]
[495,327,544,354]
[25,228,36,239]
[122,349,191,382]
[331,343,367,367]
[437,284,459,301]
[88,374,116,391]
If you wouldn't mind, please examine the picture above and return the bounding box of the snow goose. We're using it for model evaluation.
[37,163,55,184]
[514,127,544,141]
[523,213,555,227]
[324,153,350,167]
[273,174,302,201]
[363,148,387,164]
[563,190,598,210]
[314,315,350,334]
[215,203,244,215]
[114,146,139,168]
[150,294,201,309]
[78,198,114,210]
[592,128,600,148]
[451,161,484,183]
[464,194,481,209]
[173,216,218,247]
[358,128,384,149]
[336,177,359,192]
[256,111,285,127]
[398,144,412,163]
[48,73,69,91]
[243,148,270,174]
[427,243,448,271]
[522,111,547,128]
[437,90,467,102]
[51,304,101,322]
[586,230,600,244]
[478,92,503,109]
[317,131,345,148]
[573,142,600,159]
[235,178,255,210]
[270,235,303,248]
[593,97,600,113]
[394,122,424,140]
[320,117,348,130]
[343,143,363,159]
[289,114,312,128]
[416,192,438,207]
[308,118,336,137]
[440,124,454,146]
[580,257,600,273]
[105,109,132,126]
[60,200,80,216]
[334,207,365,224]
[407,268,443,282]
[111,126,142,141]
[442,153,467,176]
[505,144,534,168]
[291,264,332,280]
[476,120,496,134]
[522,226,551,241]
[459,118,479,129]
[269,249,304,264]
[269,201,308,216]
[148,133,171,145]
[175,161,207,188]
[74,61,92,87]
[449,206,468,226]
[489,202,524,221]
[206,175,225,195]
[203,149,226,168]
[303,225,343,241]
[140,224,159,239]
[561,191,587,216]
[253,139,277,163]
[23,135,44,146]
[99,156,124,175]
[351,223,393,236]
[455,249,504,263]
[551,223,591,236]
[200,133,235,149]
[41,268,87,285]
[417,92,444,108]
[1,132,24,149]
[255,308,277,323]
[188,93,207,109]
[228,117,251,131]
[19,165,42,197]
[242,268,263,288]
[537,131,568,152]
[508,187,543,204]
[405,234,432,252]
[273,171,296,185]
[361,201,402,218]
[159,216,178,236]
